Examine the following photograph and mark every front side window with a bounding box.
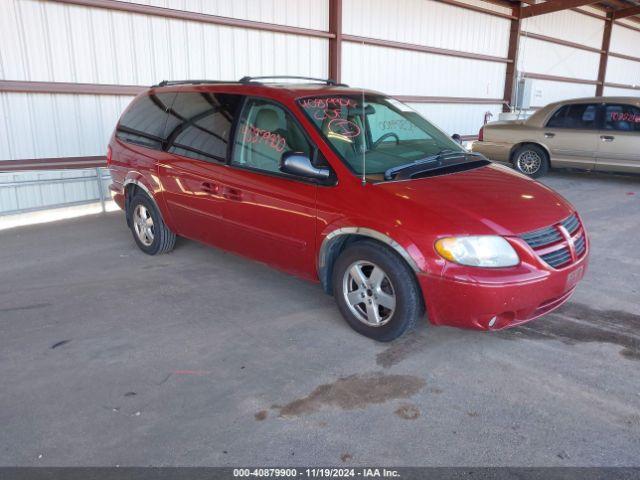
[297,95,464,178]
[604,104,640,132]
[165,92,241,162]
[232,98,312,174]
[546,103,598,129]
[116,92,176,150]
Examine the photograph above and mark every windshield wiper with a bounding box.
[383,150,463,180]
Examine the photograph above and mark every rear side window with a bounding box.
[546,103,598,129]
[165,92,241,162]
[604,104,640,132]
[116,93,176,150]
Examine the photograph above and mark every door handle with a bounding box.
[544,132,555,138]
[223,187,242,201]
[200,181,219,194]
[600,135,615,142]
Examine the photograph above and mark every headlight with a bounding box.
[435,236,519,267]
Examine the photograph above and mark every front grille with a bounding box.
[541,246,572,268]
[562,214,580,235]
[520,214,586,269]
[520,226,563,248]
[574,234,586,256]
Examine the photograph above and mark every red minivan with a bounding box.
[107,76,589,341]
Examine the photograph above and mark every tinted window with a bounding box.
[604,104,640,132]
[232,99,311,174]
[116,93,176,149]
[546,103,598,129]
[165,92,241,162]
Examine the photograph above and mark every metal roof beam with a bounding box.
[521,0,601,18]
[613,4,640,19]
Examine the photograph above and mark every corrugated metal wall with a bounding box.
[519,9,604,107]
[0,0,328,214]
[343,0,510,56]
[411,102,503,137]
[1,0,639,216]
[523,79,595,108]
[0,93,131,160]
[606,23,640,98]
[341,0,509,136]
[519,39,600,80]
[522,8,605,48]
[604,85,640,97]
[0,0,328,161]
[117,0,329,29]
[341,43,506,98]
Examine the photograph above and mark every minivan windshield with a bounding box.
[298,95,478,180]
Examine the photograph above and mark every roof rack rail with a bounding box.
[239,75,348,87]
[153,76,350,88]
[153,79,237,87]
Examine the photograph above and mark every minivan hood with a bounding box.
[374,164,573,236]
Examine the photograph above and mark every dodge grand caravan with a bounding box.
[107,76,589,341]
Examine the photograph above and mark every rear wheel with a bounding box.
[332,240,424,342]
[128,193,175,255]
[513,144,549,178]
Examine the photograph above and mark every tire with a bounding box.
[128,192,176,255]
[512,144,549,178]
[332,240,424,342]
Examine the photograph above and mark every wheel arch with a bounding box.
[317,227,422,295]
[123,176,165,227]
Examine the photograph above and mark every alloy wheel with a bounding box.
[517,150,542,175]
[342,261,396,327]
[133,204,155,246]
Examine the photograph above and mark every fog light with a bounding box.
[488,316,497,328]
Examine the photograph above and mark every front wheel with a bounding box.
[513,144,549,178]
[332,240,424,342]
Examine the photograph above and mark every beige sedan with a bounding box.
[472,97,640,178]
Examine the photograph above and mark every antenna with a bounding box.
[361,41,366,187]
[361,87,366,186]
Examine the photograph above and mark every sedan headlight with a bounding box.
[435,236,519,267]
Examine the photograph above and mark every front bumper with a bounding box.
[417,251,589,330]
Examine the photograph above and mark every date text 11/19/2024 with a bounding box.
[233,467,401,478]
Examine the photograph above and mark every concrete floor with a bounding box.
[1,170,639,466]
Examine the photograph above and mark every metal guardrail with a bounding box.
[0,167,112,216]
[0,155,107,172]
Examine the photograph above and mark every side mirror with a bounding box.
[280,152,331,180]
[451,133,462,145]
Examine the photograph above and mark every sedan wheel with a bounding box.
[342,260,396,327]
[513,144,549,178]
[516,150,542,175]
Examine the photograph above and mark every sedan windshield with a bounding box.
[298,94,475,180]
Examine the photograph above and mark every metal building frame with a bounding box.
[1,0,639,176]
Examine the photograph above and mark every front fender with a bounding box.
[316,220,428,293]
